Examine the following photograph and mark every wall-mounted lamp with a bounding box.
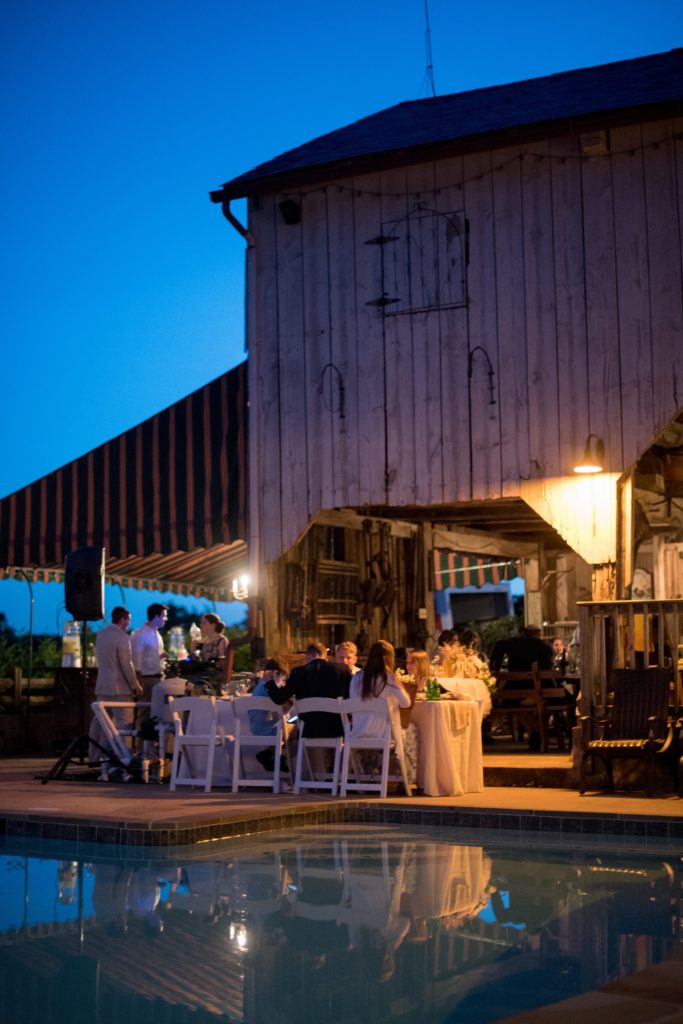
[573,434,605,474]
[231,575,249,601]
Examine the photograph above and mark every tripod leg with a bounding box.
[41,736,141,784]
[41,735,87,783]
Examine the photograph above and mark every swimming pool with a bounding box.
[0,826,679,1023]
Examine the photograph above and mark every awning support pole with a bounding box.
[14,569,34,746]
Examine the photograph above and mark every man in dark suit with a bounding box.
[490,625,554,751]
[265,641,350,738]
[490,625,553,672]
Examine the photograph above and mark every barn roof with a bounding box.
[213,49,683,199]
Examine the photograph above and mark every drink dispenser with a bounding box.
[167,626,188,661]
[61,621,82,668]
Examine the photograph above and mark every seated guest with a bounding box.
[433,629,459,675]
[489,625,555,751]
[551,636,567,672]
[265,642,349,738]
[350,640,416,784]
[250,659,286,736]
[405,649,430,693]
[489,624,553,672]
[251,659,288,772]
[456,627,490,678]
[335,640,359,675]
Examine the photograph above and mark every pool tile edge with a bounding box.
[2,799,683,849]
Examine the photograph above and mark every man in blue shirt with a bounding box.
[250,659,286,735]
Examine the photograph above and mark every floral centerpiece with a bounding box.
[477,664,498,698]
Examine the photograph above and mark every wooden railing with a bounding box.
[0,669,55,712]
[577,599,683,710]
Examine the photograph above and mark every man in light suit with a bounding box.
[88,606,142,763]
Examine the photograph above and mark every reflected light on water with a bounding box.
[0,828,679,1024]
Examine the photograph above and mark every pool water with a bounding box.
[0,826,679,1024]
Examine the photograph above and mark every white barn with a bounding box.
[211,49,683,659]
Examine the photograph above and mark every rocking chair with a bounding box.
[579,667,678,797]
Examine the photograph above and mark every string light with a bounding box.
[273,131,679,204]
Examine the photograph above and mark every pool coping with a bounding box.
[2,798,683,852]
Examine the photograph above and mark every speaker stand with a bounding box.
[74,619,90,763]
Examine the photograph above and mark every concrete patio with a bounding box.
[1,754,680,852]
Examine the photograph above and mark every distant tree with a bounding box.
[474,615,523,659]
[164,602,198,631]
[0,633,61,678]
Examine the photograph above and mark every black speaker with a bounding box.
[64,547,105,620]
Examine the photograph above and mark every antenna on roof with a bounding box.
[422,0,437,98]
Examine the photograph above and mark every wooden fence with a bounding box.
[0,670,55,713]
[577,599,683,709]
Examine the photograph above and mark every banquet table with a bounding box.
[175,697,292,787]
[411,698,483,797]
[174,697,236,786]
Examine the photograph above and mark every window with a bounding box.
[368,206,467,314]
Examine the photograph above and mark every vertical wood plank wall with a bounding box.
[247,118,683,564]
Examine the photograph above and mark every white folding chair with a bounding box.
[232,696,286,793]
[339,697,411,798]
[150,677,187,780]
[92,701,151,779]
[169,696,231,793]
[291,697,343,794]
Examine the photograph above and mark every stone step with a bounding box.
[483,751,577,789]
[484,763,577,788]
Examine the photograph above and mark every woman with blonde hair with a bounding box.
[406,649,430,692]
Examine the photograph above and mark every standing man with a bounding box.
[88,606,141,763]
[489,625,555,751]
[489,625,553,672]
[131,603,168,722]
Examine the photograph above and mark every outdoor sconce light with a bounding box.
[231,575,249,601]
[573,433,605,474]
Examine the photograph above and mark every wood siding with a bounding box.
[265,520,418,655]
[247,118,683,564]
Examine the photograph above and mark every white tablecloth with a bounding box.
[439,676,492,719]
[175,697,236,786]
[412,698,483,796]
[180,697,288,786]
[400,843,492,921]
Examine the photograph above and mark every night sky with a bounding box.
[1,0,680,631]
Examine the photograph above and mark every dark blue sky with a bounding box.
[1,0,680,631]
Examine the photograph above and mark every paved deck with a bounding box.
[1,756,681,851]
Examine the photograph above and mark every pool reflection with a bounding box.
[0,833,679,1024]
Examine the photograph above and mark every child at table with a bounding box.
[405,649,430,693]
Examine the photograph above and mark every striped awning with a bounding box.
[0,362,248,601]
[433,549,521,590]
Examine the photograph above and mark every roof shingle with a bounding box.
[214,49,683,199]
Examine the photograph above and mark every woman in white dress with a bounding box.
[349,640,417,783]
